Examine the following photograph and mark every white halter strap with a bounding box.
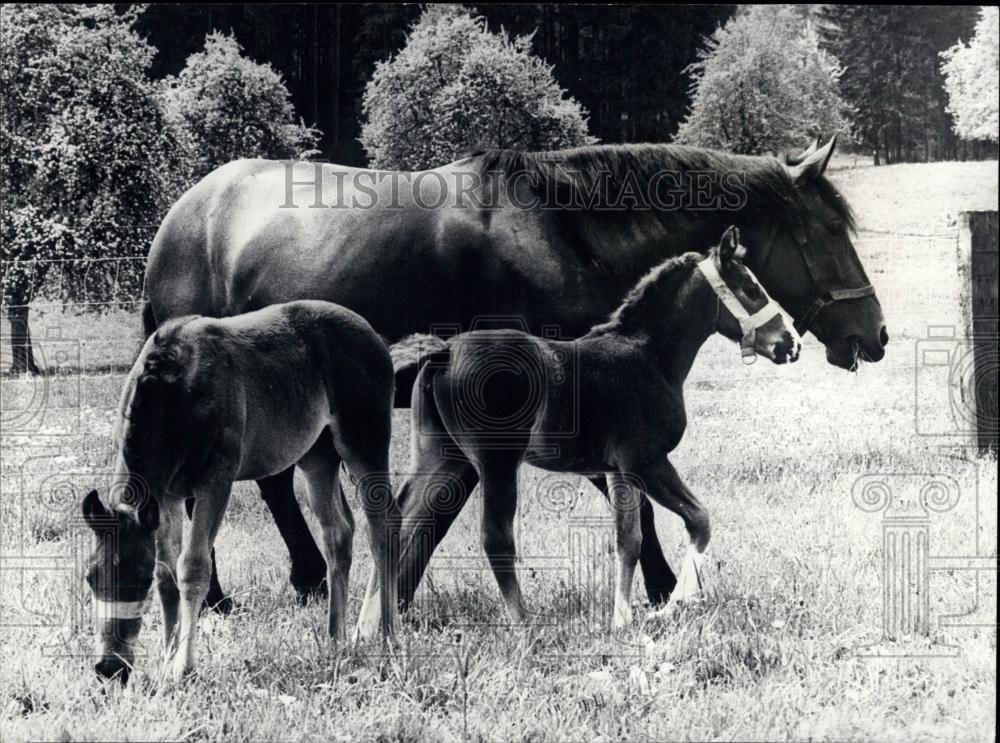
[696,256,787,364]
[93,599,146,621]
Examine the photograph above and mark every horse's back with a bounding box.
[145,160,367,320]
[144,159,450,335]
[138,300,393,482]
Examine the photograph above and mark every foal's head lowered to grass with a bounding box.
[82,489,156,684]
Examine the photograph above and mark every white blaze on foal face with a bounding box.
[699,227,801,364]
[82,490,155,683]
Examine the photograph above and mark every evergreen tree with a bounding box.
[821,5,980,163]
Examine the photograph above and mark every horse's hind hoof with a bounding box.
[294,578,328,606]
[202,594,237,615]
[644,586,674,607]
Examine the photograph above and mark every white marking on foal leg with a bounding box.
[610,474,641,631]
[613,575,634,631]
[172,593,202,682]
[353,569,381,642]
[674,548,705,602]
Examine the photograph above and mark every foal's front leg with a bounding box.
[154,498,184,652]
[588,475,677,605]
[636,457,711,604]
[173,481,231,681]
[608,473,642,630]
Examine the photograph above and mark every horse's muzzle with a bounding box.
[773,331,801,364]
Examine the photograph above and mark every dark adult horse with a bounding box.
[143,137,886,610]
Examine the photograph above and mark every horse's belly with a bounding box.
[236,404,330,481]
[524,431,609,473]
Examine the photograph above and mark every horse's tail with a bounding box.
[140,300,158,339]
[389,333,450,408]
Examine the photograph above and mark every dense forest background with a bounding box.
[135,4,990,166]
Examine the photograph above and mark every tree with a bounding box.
[161,32,321,180]
[941,7,1000,143]
[821,6,981,164]
[0,5,185,373]
[674,6,848,155]
[359,5,595,170]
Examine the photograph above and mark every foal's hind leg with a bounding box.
[351,466,401,641]
[333,436,400,641]
[480,459,530,623]
[396,370,481,611]
[297,433,354,641]
[634,457,711,603]
[588,475,677,605]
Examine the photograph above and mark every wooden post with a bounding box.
[956,211,999,454]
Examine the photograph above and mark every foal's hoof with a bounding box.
[293,578,328,606]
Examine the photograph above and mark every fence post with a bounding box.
[956,211,998,454]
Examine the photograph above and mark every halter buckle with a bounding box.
[741,330,757,365]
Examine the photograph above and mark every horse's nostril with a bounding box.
[880,326,889,347]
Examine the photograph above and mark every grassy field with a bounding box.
[0,160,997,742]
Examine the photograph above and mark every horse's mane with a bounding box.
[463,144,856,231]
[120,318,195,460]
[588,252,702,336]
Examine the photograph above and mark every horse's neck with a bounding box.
[617,276,716,385]
[572,211,718,285]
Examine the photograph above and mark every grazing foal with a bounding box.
[82,300,400,683]
[396,227,800,629]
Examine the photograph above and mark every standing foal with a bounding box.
[394,227,800,629]
[82,300,400,683]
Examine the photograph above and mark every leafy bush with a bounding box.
[0,5,185,372]
[674,6,848,154]
[941,7,1000,143]
[360,5,595,170]
[161,32,321,179]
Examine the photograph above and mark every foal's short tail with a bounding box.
[389,333,450,408]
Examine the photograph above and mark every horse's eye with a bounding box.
[825,221,844,236]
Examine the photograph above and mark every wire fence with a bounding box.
[0,227,966,441]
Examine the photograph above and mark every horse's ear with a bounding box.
[719,225,741,264]
[784,138,819,166]
[789,135,837,182]
[82,490,108,528]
